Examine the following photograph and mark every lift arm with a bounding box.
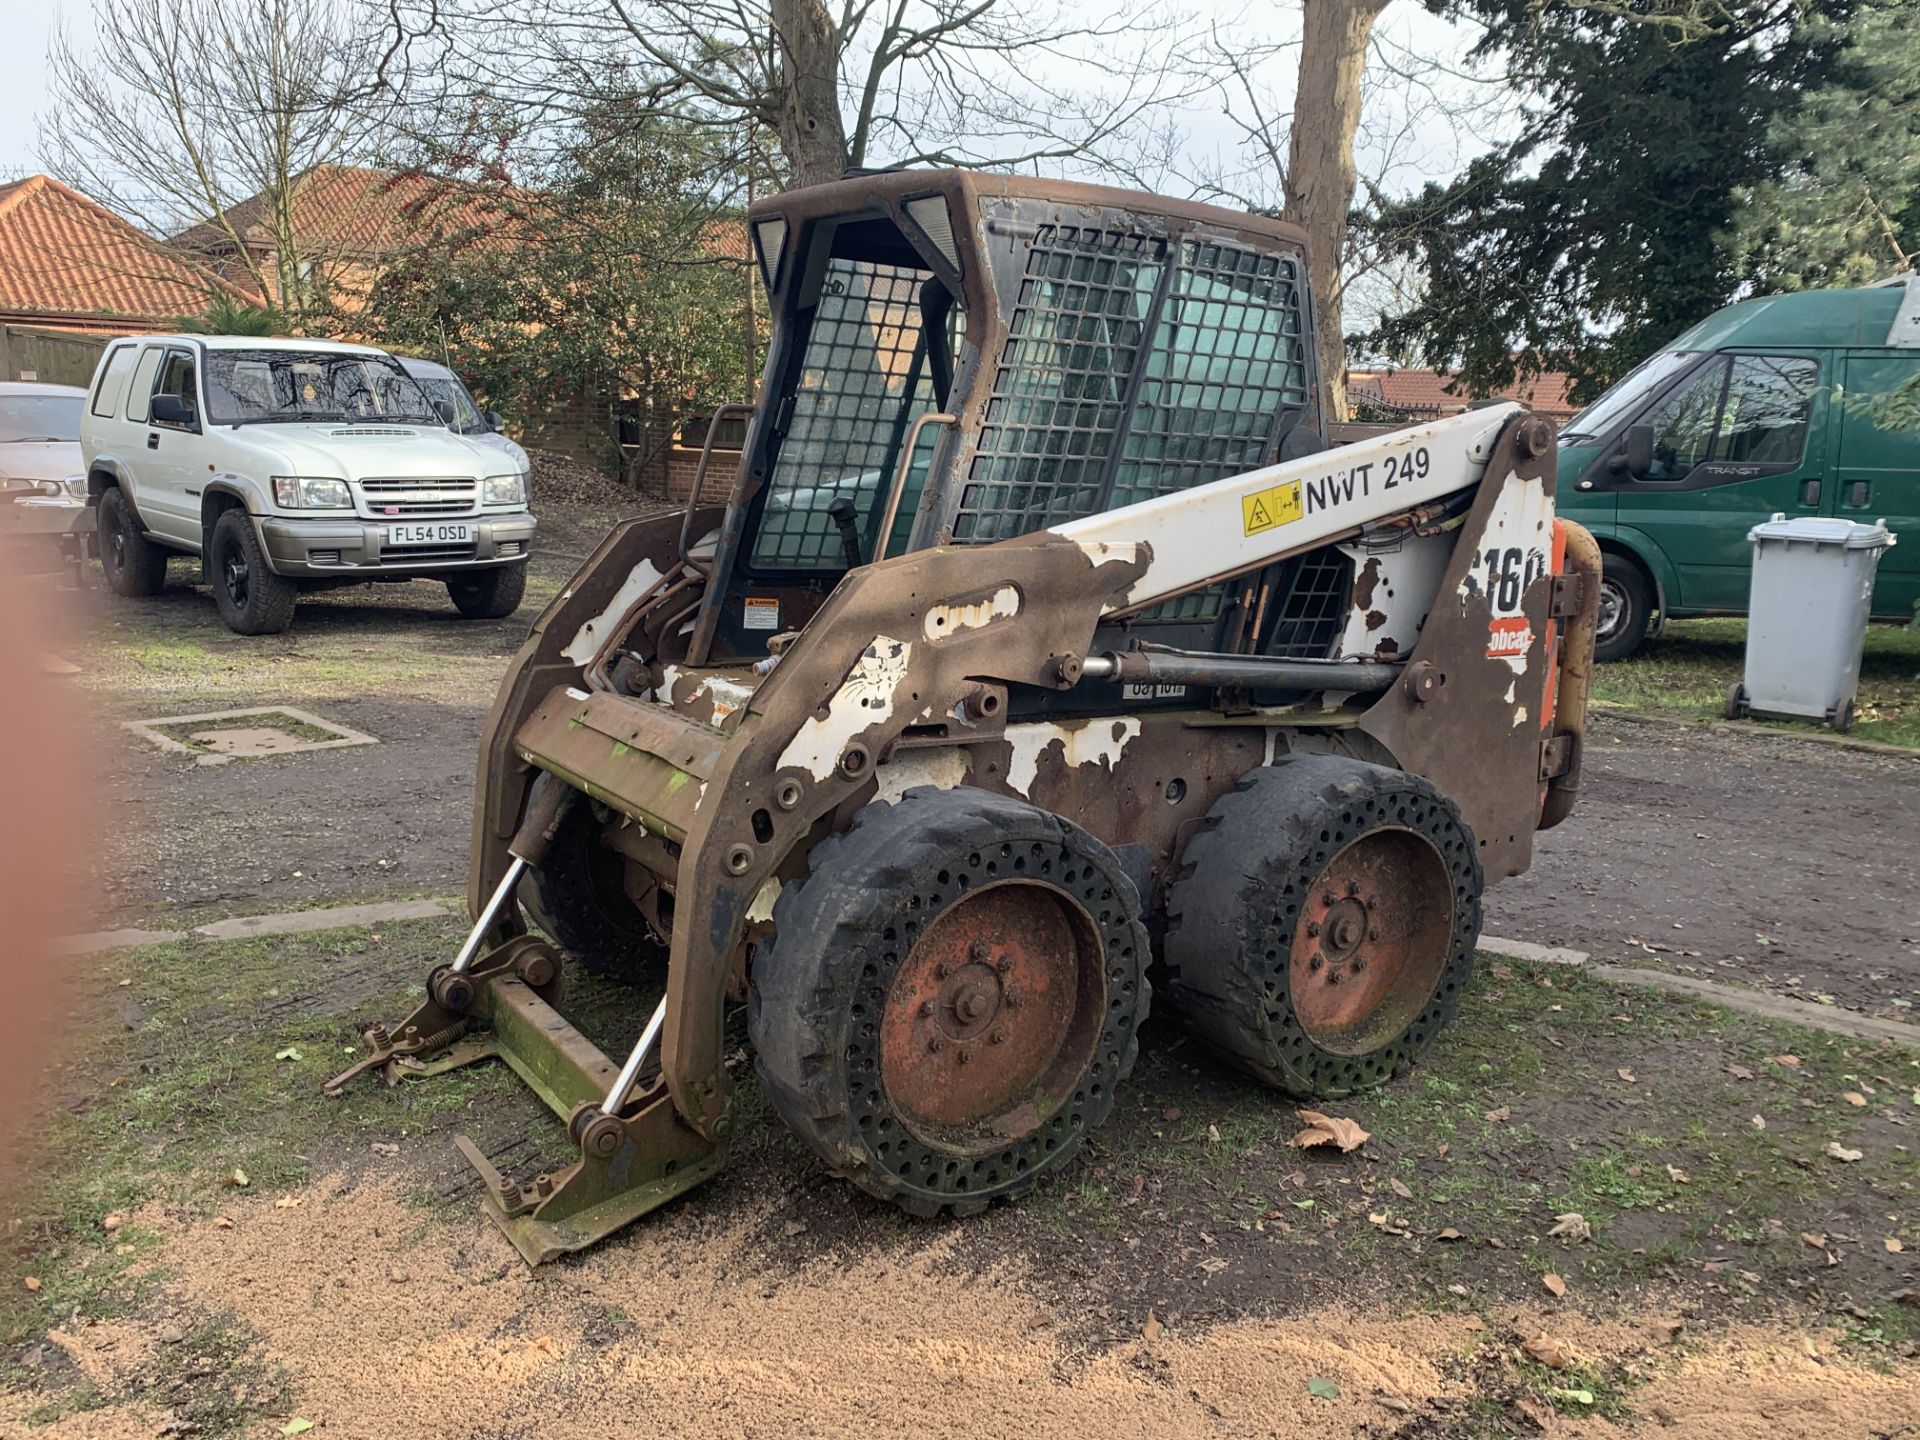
[1055,403,1525,615]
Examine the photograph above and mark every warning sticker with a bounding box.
[742,596,780,631]
[1241,480,1304,536]
[1487,615,1534,660]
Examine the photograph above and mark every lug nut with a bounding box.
[969,940,991,962]
[996,957,1013,974]
[927,1037,942,1054]
[957,1047,972,1065]
[935,962,952,980]
[1004,989,1022,1009]
[1306,921,1321,938]
[920,1000,935,1018]
[1369,927,1381,941]
[1347,880,1361,897]
[989,1029,1005,1045]
[1352,957,1367,975]
[1309,954,1323,973]
[1364,896,1378,911]
[1323,891,1339,907]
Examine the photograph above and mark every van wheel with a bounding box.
[209,510,298,635]
[1594,554,1653,663]
[97,487,169,597]
[447,563,527,619]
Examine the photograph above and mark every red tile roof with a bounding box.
[0,175,242,325]
[173,164,514,262]
[1349,367,1578,422]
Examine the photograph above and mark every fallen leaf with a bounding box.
[1522,1335,1573,1369]
[1618,1067,1637,1084]
[1548,1212,1591,1244]
[213,1217,234,1230]
[1514,1395,1555,1430]
[22,1276,40,1293]
[1291,1109,1370,1152]
[1827,1142,1864,1163]
[1435,1227,1464,1242]
[1728,1065,1754,1080]
[533,1336,554,1353]
[225,1168,250,1189]
[1845,1092,1868,1108]
[1666,1165,1691,1184]
[101,1212,124,1234]
[371,1142,399,1156]
[1542,1273,1567,1297]
[1369,1212,1411,1237]
[1142,1311,1164,1342]
[1161,1107,1182,1122]
[1888,1237,1905,1254]
[274,1195,302,1210]
[282,1421,314,1437]
[1206,1123,1222,1143]
[1306,1377,1340,1400]
[1483,1105,1511,1123]
[1801,1232,1828,1249]
[1771,1054,1802,1067]
[1550,1387,1596,1406]
[1389,1178,1413,1200]
[274,1046,303,1062]
[1649,1317,1685,1342]
[1752,1114,1767,1131]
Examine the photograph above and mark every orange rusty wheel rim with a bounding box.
[878,879,1106,1150]
[1288,827,1454,1055]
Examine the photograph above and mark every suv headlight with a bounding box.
[482,473,527,506]
[272,476,351,509]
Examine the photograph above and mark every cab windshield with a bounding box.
[204,350,440,426]
[1560,350,1700,444]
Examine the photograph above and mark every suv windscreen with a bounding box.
[413,375,486,435]
[203,350,439,426]
[0,393,83,442]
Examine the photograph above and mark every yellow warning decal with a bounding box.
[1241,479,1303,536]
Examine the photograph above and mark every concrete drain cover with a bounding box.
[124,706,378,766]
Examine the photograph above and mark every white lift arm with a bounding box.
[1056,403,1526,615]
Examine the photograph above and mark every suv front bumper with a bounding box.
[258,511,537,578]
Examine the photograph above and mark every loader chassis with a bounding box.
[334,170,1600,1263]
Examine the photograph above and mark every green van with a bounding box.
[1557,275,1920,660]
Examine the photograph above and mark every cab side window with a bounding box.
[1640,353,1819,481]
[1642,357,1727,480]
[150,349,200,430]
[1715,355,1819,465]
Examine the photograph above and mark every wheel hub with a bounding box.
[1596,577,1625,640]
[1290,827,1454,1054]
[879,880,1104,1146]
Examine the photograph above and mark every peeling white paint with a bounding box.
[874,747,972,802]
[562,559,663,665]
[1459,468,1553,676]
[694,674,757,729]
[746,876,783,924]
[1073,539,1142,569]
[777,636,913,782]
[1513,705,1529,728]
[1003,717,1142,796]
[923,585,1020,641]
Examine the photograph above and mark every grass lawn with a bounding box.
[4,917,1918,1435]
[1593,618,1920,749]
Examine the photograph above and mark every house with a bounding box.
[0,174,240,385]
[170,163,511,315]
[1347,366,1579,424]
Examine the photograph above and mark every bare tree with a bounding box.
[40,0,394,317]
[381,0,1197,193]
[1189,7,1512,420]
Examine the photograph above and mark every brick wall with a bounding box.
[660,445,744,502]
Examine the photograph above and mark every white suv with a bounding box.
[80,335,536,634]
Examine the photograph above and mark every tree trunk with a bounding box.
[771,0,852,188]
[1285,0,1390,424]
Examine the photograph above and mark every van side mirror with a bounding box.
[1622,423,1653,478]
[150,393,194,427]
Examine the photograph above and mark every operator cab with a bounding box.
[683,172,1344,688]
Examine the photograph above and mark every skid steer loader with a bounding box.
[329,170,1601,1264]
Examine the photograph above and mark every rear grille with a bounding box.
[357,477,478,518]
[380,542,475,563]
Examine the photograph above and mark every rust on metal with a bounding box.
[1286,828,1453,1053]
[878,880,1104,1144]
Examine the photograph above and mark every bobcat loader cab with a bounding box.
[331,171,1601,1264]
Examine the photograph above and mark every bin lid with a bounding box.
[1747,513,1897,549]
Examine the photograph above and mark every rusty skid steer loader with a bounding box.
[329,171,1600,1264]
